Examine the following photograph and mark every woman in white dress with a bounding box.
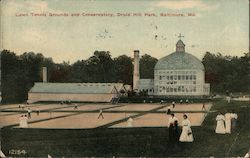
[23,115,28,128]
[19,115,24,128]
[225,111,235,134]
[179,114,194,142]
[127,117,134,127]
[215,112,226,134]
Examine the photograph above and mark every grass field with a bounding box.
[1,99,249,157]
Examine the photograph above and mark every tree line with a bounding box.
[1,50,249,103]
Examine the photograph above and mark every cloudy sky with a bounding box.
[1,0,249,63]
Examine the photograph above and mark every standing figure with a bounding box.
[231,110,238,132]
[167,107,171,115]
[225,111,233,134]
[180,100,183,104]
[74,104,78,110]
[127,117,134,127]
[185,99,189,104]
[179,114,194,142]
[19,115,24,128]
[173,120,180,143]
[36,107,40,116]
[21,104,25,110]
[202,103,206,111]
[226,96,231,103]
[172,101,175,109]
[98,109,104,119]
[168,114,178,143]
[27,108,32,119]
[23,115,28,128]
[215,112,226,134]
[161,100,164,104]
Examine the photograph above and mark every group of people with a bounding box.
[215,110,238,134]
[18,105,41,128]
[19,108,33,128]
[168,113,194,143]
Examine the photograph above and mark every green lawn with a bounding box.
[1,99,249,157]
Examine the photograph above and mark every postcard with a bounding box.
[0,0,249,157]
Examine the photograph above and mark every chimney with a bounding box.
[42,67,47,82]
[133,50,140,91]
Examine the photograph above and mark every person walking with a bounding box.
[202,103,206,111]
[172,101,175,109]
[98,109,104,119]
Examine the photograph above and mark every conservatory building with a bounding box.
[153,40,210,96]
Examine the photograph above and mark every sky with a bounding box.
[1,0,249,63]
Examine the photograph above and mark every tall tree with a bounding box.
[85,51,115,82]
[202,52,250,93]
[139,54,158,79]
[114,55,133,84]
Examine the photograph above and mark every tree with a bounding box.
[202,52,250,93]
[113,55,133,85]
[84,51,115,82]
[139,54,158,79]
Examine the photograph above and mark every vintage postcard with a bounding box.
[0,0,249,157]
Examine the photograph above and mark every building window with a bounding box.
[178,86,181,92]
[170,87,173,92]
[174,88,177,92]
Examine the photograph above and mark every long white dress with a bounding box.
[244,151,250,158]
[225,113,233,133]
[179,119,194,142]
[226,96,231,103]
[0,150,6,158]
[127,118,134,127]
[23,116,28,128]
[19,116,24,128]
[215,114,226,134]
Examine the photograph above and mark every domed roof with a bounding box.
[154,40,204,70]
[154,52,204,70]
